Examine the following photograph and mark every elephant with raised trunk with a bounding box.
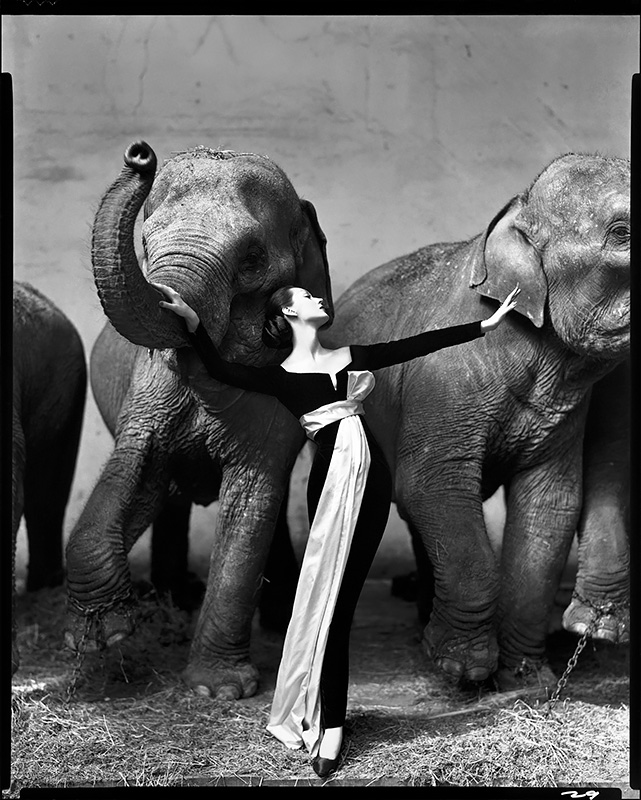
[323,154,630,687]
[64,141,333,699]
[12,281,87,674]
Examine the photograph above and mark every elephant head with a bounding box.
[92,141,334,363]
[470,154,630,359]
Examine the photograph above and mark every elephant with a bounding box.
[12,281,87,674]
[63,141,333,699]
[321,153,630,686]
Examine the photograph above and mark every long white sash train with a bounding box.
[266,370,375,757]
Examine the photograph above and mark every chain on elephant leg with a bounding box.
[64,590,138,693]
[563,589,630,644]
[544,625,593,716]
[64,594,139,701]
[64,612,93,702]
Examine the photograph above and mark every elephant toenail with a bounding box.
[573,622,588,635]
[439,658,464,678]
[466,666,490,682]
[194,685,212,697]
[595,627,616,643]
[106,632,127,647]
[245,680,258,696]
[216,685,239,700]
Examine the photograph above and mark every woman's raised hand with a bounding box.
[481,285,520,332]
[153,282,200,333]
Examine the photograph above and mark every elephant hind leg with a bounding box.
[23,452,66,591]
[151,494,206,612]
[23,394,84,591]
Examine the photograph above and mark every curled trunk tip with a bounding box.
[124,141,157,176]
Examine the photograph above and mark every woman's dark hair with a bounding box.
[262,285,296,349]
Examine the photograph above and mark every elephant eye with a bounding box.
[607,222,630,246]
[242,247,266,271]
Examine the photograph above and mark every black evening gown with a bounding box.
[188,320,484,756]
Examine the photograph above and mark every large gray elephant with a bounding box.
[322,154,630,686]
[64,142,333,699]
[12,281,87,674]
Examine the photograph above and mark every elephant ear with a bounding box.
[470,195,548,328]
[297,199,334,327]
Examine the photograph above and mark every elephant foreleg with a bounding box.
[64,439,169,652]
[497,447,583,689]
[397,458,500,683]
[182,469,289,700]
[563,362,630,644]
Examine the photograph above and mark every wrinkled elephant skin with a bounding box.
[12,281,87,674]
[64,142,333,699]
[323,154,630,687]
[562,359,630,645]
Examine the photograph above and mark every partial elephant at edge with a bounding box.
[12,281,87,675]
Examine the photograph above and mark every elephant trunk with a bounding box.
[92,141,188,349]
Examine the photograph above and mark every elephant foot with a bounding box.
[182,659,260,700]
[64,597,138,653]
[495,657,557,694]
[562,593,629,644]
[423,619,499,683]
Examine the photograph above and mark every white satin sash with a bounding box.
[266,371,376,756]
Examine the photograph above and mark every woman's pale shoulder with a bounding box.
[280,345,351,373]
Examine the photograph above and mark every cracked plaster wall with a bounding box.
[3,14,637,583]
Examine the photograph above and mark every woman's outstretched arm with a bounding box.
[154,283,279,395]
[350,286,520,371]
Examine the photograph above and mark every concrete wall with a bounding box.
[4,15,636,584]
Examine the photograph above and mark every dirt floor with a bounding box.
[8,579,636,794]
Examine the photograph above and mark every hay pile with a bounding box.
[8,584,631,793]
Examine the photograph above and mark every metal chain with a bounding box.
[64,614,93,703]
[545,593,626,713]
[546,625,592,712]
[64,593,136,703]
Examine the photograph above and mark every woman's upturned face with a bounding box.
[284,287,329,325]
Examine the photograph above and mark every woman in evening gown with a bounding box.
[155,281,519,777]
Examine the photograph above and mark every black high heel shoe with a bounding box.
[312,735,343,778]
[312,753,340,778]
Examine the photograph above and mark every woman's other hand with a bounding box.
[153,283,200,333]
[480,285,520,332]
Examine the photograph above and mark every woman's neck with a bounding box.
[288,322,324,360]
